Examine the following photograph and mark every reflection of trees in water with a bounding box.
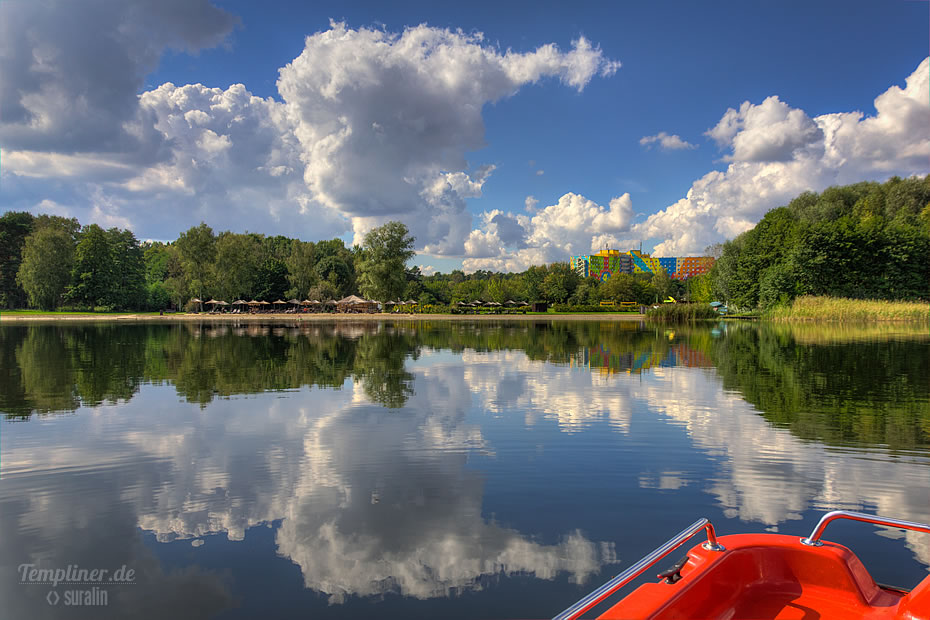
[4,321,928,450]
[0,321,665,416]
[694,323,930,450]
[1,323,420,415]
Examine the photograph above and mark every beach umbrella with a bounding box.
[405,299,417,305]
[337,295,369,305]
[190,298,202,303]
[309,300,321,305]
[260,301,271,306]
[273,299,287,305]
[204,299,221,305]
[300,300,312,305]
[287,299,300,305]
[504,300,517,306]
[218,300,229,306]
[233,300,247,305]
[519,301,529,306]
[323,299,336,305]
[247,300,260,305]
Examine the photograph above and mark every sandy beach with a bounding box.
[0,312,646,323]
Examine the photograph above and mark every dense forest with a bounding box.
[1,175,926,312]
[707,175,930,310]
[0,214,684,311]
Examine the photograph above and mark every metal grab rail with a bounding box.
[553,518,725,620]
[800,510,930,547]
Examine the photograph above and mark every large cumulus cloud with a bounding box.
[277,21,619,253]
[1,13,619,245]
[637,57,930,255]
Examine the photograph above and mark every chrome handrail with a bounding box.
[553,518,725,620]
[800,510,930,547]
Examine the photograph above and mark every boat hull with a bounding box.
[598,533,930,619]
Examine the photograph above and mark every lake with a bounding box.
[1,320,928,619]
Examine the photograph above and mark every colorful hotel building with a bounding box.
[569,249,714,281]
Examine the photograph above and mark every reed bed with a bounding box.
[645,303,719,322]
[767,296,930,322]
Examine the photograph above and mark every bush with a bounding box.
[645,303,718,322]
[550,304,635,313]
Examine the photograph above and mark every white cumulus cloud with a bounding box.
[637,57,930,255]
[1,16,619,246]
[277,21,619,253]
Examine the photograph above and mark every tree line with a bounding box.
[3,175,924,312]
[0,212,686,311]
[698,175,930,310]
[0,216,420,311]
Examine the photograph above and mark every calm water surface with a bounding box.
[1,320,928,619]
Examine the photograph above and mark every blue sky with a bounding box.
[1,0,927,274]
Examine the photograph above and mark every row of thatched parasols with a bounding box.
[456,300,529,307]
[191,298,338,307]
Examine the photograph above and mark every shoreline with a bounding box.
[0,312,647,323]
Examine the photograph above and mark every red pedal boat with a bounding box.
[555,510,930,619]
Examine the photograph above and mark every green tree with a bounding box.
[0,211,35,308]
[356,221,416,302]
[215,232,261,301]
[541,263,579,304]
[175,223,216,305]
[68,224,113,308]
[286,240,318,299]
[143,242,172,285]
[307,281,337,302]
[108,228,146,309]
[651,270,674,302]
[602,273,635,303]
[521,265,548,302]
[16,227,75,309]
[254,258,289,301]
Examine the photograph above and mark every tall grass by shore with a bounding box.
[767,296,930,322]
[645,303,719,322]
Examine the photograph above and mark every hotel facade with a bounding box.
[569,249,715,281]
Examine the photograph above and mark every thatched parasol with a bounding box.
[287,299,300,305]
[337,295,369,305]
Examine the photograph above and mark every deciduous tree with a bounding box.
[17,227,74,309]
